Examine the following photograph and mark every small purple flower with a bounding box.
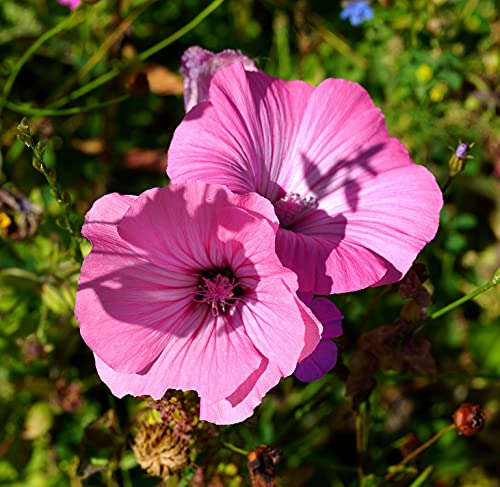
[340,1,374,26]
[180,46,257,112]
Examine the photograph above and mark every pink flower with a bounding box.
[75,181,322,425]
[181,46,257,112]
[167,63,443,294]
[294,294,343,382]
[58,0,81,10]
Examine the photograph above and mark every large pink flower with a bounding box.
[75,181,321,425]
[167,63,443,294]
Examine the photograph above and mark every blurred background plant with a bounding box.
[0,0,499,485]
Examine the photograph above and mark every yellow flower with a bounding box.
[416,64,433,83]
[0,212,12,231]
[430,82,448,102]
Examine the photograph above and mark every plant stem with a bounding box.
[408,465,434,487]
[6,95,129,117]
[223,442,249,456]
[384,424,456,481]
[0,10,84,118]
[309,13,367,69]
[440,175,452,192]
[430,268,500,320]
[17,118,83,262]
[60,0,157,94]
[355,404,369,482]
[48,0,224,109]
[138,0,224,62]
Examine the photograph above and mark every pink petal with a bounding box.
[280,80,442,291]
[341,165,442,280]
[81,192,137,249]
[286,79,396,193]
[214,208,322,368]
[288,164,442,291]
[94,308,264,404]
[294,340,338,383]
[294,294,323,361]
[117,185,220,271]
[237,281,307,377]
[276,228,389,294]
[95,354,169,400]
[77,193,187,374]
[199,358,282,424]
[168,63,314,200]
[117,182,278,273]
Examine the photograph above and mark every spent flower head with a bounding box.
[132,423,191,478]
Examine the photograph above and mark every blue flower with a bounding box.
[340,1,374,26]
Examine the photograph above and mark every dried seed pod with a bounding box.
[132,423,190,478]
[452,403,486,436]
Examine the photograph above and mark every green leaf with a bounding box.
[23,402,53,440]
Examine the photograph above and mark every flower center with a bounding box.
[273,193,318,228]
[195,269,242,315]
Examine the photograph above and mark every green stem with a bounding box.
[0,10,84,117]
[49,0,224,109]
[17,119,83,262]
[6,95,129,117]
[49,68,123,109]
[73,0,156,84]
[137,0,224,62]
[309,13,367,69]
[384,424,456,481]
[355,403,369,482]
[408,466,434,487]
[223,442,249,456]
[380,370,500,383]
[440,175,452,193]
[430,269,500,320]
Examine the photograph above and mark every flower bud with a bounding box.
[17,118,33,148]
[449,142,473,177]
[452,403,485,436]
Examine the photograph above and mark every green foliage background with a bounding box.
[0,0,499,485]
